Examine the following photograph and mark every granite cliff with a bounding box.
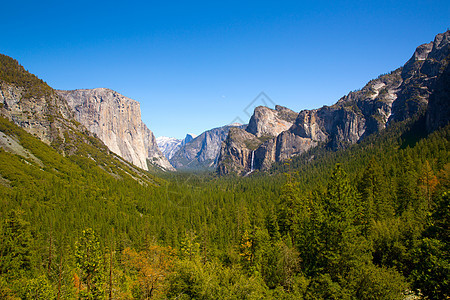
[170,124,246,170]
[217,105,297,175]
[217,30,450,175]
[57,88,174,171]
[246,105,298,138]
[0,53,163,194]
[216,127,264,175]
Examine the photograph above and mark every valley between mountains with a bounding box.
[0,30,448,299]
[53,31,449,176]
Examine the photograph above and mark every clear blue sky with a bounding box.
[1,1,449,139]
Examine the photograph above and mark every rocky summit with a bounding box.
[217,30,450,175]
[246,105,298,138]
[57,88,174,171]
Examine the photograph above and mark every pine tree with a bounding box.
[0,210,33,280]
[277,172,301,238]
[75,228,104,299]
[266,205,281,241]
[321,165,369,278]
[358,158,393,226]
[396,152,419,214]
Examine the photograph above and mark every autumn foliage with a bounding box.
[123,245,175,299]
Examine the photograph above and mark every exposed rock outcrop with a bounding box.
[57,88,174,171]
[217,106,297,175]
[253,131,318,171]
[217,30,450,175]
[170,124,246,170]
[246,105,297,137]
[217,127,263,175]
[426,63,450,132]
[425,32,450,132]
[0,83,76,144]
[157,133,196,160]
[0,55,83,148]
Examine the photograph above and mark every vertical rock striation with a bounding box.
[246,105,298,138]
[57,88,174,171]
[217,30,450,175]
[217,127,264,175]
[217,105,297,175]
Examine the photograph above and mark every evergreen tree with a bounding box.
[266,205,281,241]
[410,192,450,299]
[321,165,369,279]
[75,228,104,299]
[0,210,33,280]
[396,152,419,214]
[358,157,393,225]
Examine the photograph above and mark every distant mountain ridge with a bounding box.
[217,30,450,175]
[1,30,448,176]
[157,134,196,160]
[170,123,246,170]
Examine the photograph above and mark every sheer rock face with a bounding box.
[217,30,450,175]
[169,124,246,170]
[216,127,262,175]
[57,88,174,171]
[246,105,297,138]
[392,30,450,123]
[217,105,298,175]
[0,82,76,145]
[426,62,450,132]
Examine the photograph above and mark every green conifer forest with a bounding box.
[0,49,449,299]
[0,109,448,299]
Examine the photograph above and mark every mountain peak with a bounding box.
[217,30,450,175]
[246,105,297,138]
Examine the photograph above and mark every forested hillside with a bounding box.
[0,50,449,299]
[0,105,448,298]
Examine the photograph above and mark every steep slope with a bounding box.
[0,53,161,185]
[217,105,297,175]
[157,134,196,160]
[57,88,174,171]
[216,127,263,175]
[170,124,246,170]
[246,105,298,138]
[0,54,81,148]
[426,53,450,132]
[217,30,450,175]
